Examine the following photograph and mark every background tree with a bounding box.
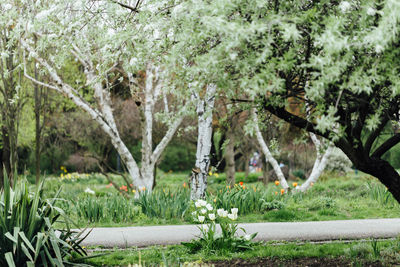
[172,0,400,201]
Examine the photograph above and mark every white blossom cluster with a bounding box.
[192,199,238,223]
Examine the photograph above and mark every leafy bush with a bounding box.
[306,196,336,211]
[135,188,190,219]
[0,174,87,266]
[292,169,306,179]
[325,148,352,173]
[260,199,286,211]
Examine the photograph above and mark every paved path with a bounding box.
[80,218,400,248]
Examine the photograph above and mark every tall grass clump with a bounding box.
[366,181,398,207]
[0,173,88,266]
[75,195,140,223]
[212,184,267,215]
[135,188,190,219]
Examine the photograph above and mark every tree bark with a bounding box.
[297,133,333,192]
[225,129,235,186]
[252,109,289,189]
[190,84,216,200]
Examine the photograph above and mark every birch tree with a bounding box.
[190,84,216,200]
[20,0,184,191]
[251,109,333,191]
[172,0,400,203]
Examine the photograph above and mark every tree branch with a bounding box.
[262,100,331,140]
[371,133,400,159]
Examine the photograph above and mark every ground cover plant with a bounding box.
[81,238,400,266]
[35,171,400,228]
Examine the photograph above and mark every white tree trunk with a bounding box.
[190,84,216,200]
[251,109,333,191]
[23,41,183,192]
[252,109,289,189]
[297,134,333,192]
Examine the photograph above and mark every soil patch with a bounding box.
[208,257,385,267]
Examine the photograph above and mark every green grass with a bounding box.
[80,239,400,266]
[32,170,400,228]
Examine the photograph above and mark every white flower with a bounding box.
[227,213,238,220]
[208,213,216,220]
[195,199,207,208]
[206,204,213,211]
[200,209,207,214]
[339,1,351,13]
[191,211,197,218]
[231,208,238,215]
[366,7,376,16]
[217,208,225,217]
[195,201,202,208]
[222,211,228,218]
[244,234,251,241]
[198,216,205,223]
[84,187,95,195]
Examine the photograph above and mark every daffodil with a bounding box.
[208,213,216,220]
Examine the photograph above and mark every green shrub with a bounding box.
[260,199,286,211]
[292,169,306,179]
[135,188,190,219]
[0,174,87,266]
[306,196,336,211]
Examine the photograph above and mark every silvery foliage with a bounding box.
[325,147,353,173]
[169,0,400,140]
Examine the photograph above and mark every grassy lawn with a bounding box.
[78,239,400,266]
[30,170,400,228]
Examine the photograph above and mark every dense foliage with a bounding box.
[0,174,87,266]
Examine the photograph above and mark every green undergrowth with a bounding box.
[80,239,400,266]
[35,171,400,228]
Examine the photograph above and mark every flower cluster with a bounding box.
[183,199,257,253]
[192,199,239,223]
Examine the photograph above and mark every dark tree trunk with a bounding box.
[1,125,13,187]
[225,130,235,186]
[358,158,400,204]
[262,155,270,185]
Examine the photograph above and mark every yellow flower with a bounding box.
[209,171,213,176]
[292,182,298,187]
[132,190,136,193]
[275,181,280,186]
[215,173,219,178]
[213,198,217,203]
[280,189,285,195]
[275,191,278,195]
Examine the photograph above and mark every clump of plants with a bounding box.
[182,199,257,254]
[74,194,141,223]
[135,188,190,219]
[213,183,266,215]
[0,174,88,266]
